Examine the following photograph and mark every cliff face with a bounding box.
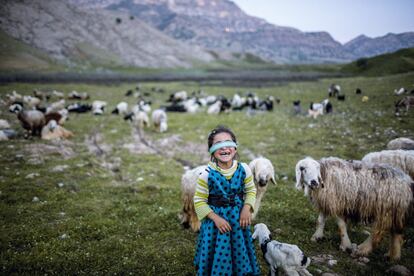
[0,0,214,68]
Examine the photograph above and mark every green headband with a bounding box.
[209,140,237,154]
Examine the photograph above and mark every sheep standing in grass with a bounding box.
[12,108,46,137]
[362,150,414,179]
[180,165,207,232]
[124,111,149,130]
[111,102,129,115]
[249,157,276,219]
[151,109,168,133]
[387,137,414,150]
[295,157,413,260]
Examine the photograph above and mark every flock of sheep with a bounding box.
[180,136,414,274]
[1,82,413,274]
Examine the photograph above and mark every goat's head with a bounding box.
[295,157,324,194]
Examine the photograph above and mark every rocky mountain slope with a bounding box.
[0,0,214,69]
[68,0,414,64]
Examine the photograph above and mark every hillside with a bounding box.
[0,0,214,69]
[341,47,414,76]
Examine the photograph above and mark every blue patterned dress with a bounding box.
[194,163,260,276]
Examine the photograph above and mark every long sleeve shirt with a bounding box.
[194,160,256,221]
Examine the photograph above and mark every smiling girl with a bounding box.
[193,125,260,276]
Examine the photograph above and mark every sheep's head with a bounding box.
[249,158,277,187]
[256,171,276,187]
[295,157,324,194]
[252,223,272,245]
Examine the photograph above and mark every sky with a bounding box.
[232,0,414,44]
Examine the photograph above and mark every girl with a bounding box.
[193,125,260,276]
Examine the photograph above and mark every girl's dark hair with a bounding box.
[207,125,239,161]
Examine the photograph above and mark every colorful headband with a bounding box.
[209,140,237,154]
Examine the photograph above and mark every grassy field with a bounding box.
[0,72,413,275]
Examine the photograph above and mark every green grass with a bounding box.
[341,47,414,76]
[0,72,413,275]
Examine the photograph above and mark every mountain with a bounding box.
[0,0,214,69]
[67,0,354,64]
[344,32,414,58]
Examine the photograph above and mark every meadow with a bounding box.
[0,71,413,275]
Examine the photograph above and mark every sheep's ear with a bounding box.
[295,166,304,190]
[270,176,277,185]
[251,230,257,240]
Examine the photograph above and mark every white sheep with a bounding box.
[362,149,414,179]
[180,165,207,232]
[23,96,41,109]
[387,137,414,150]
[128,111,149,129]
[92,100,107,115]
[151,109,168,132]
[46,99,66,114]
[295,156,413,260]
[111,102,129,115]
[207,101,222,114]
[249,157,277,219]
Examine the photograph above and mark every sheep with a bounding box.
[41,120,74,140]
[207,100,222,114]
[328,84,341,97]
[308,102,323,119]
[252,223,312,276]
[151,109,168,133]
[23,96,41,109]
[67,103,92,113]
[124,111,149,129]
[68,91,89,100]
[92,100,107,115]
[355,88,362,94]
[387,137,414,150]
[293,100,302,115]
[394,87,407,96]
[52,90,65,99]
[180,165,207,232]
[0,129,17,141]
[168,90,187,103]
[249,157,276,219]
[295,157,413,260]
[362,150,414,179]
[11,108,46,137]
[111,102,129,115]
[395,96,414,116]
[46,99,66,114]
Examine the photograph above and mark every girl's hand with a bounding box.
[208,212,232,233]
[239,205,252,228]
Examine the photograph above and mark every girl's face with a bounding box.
[212,132,237,169]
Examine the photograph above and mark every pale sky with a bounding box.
[232,0,414,44]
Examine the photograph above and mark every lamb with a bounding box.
[387,137,414,150]
[249,157,277,219]
[252,223,312,276]
[180,165,207,232]
[41,120,74,140]
[151,109,168,133]
[295,157,413,260]
[362,150,414,179]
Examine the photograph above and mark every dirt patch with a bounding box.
[126,128,209,167]
[25,140,76,163]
